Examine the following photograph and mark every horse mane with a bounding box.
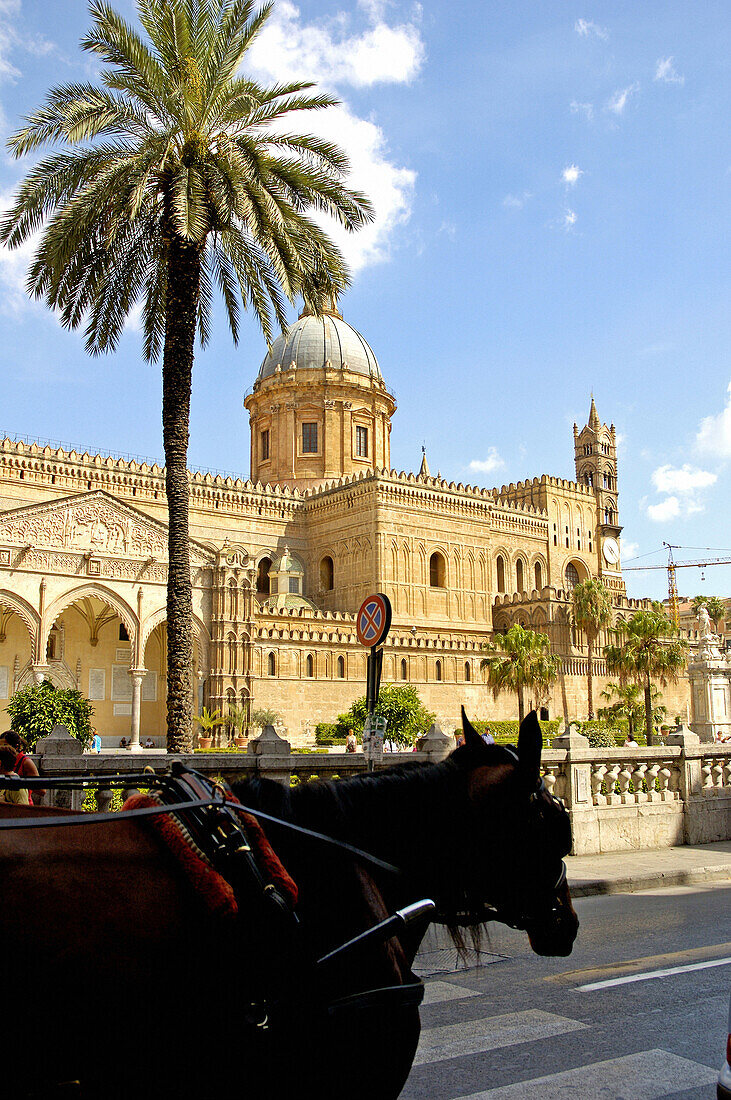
[233,743,515,941]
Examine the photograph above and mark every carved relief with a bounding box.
[0,492,213,566]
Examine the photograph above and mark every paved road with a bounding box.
[402,883,730,1099]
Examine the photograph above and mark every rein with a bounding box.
[0,769,401,877]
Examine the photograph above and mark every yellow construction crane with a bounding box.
[623,542,731,627]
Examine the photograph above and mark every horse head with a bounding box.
[448,708,579,957]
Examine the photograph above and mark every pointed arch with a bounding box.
[43,584,136,657]
[0,590,40,650]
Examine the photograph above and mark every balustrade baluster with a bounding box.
[701,760,713,789]
[645,763,660,801]
[632,762,648,803]
[605,763,621,805]
[617,763,633,804]
[711,761,724,789]
[94,788,113,813]
[657,764,672,800]
[591,763,607,806]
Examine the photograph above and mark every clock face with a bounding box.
[603,537,620,565]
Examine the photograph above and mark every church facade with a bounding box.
[0,302,688,745]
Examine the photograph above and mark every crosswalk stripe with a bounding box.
[576,955,731,991]
[450,1049,718,1099]
[422,980,481,1006]
[413,1009,587,1066]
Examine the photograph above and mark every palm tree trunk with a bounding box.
[586,634,594,720]
[518,686,525,724]
[644,674,653,747]
[162,232,202,753]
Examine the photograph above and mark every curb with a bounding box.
[568,865,731,898]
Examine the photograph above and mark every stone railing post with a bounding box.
[666,724,702,843]
[550,722,597,854]
[420,723,453,763]
[248,724,291,786]
[35,724,84,810]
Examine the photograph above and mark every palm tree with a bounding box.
[481,624,560,723]
[598,681,665,742]
[571,577,612,720]
[604,604,687,746]
[0,0,371,752]
[193,706,226,746]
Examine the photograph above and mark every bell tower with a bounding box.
[574,398,623,573]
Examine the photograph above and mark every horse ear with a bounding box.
[461,706,484,751]
[517,710,542,787]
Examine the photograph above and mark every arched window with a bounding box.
[267,651,276,677]
[400,658,408,681]
[337,655,345,679]
[435,659,442,682]
[306,654,314,678]
[516,559,524,593]
[464,661,471,682]
[257,557,272,596]
[496,555,506,593]
[429,551,446,588]
[320,555,334,591]
[565,562,580,590]
[534,561,542,591]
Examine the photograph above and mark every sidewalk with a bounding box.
[566,840,731,897]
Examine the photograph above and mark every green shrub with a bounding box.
[574,719,645,747]
[337,684,435,748]
[315,722,345,747]
[6,679,93,748]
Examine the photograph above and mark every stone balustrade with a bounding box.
[29,723,731,856]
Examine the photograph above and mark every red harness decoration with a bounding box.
[123,793,239,920]
[225,792,299,908]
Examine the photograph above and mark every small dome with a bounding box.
[258,308,383,383]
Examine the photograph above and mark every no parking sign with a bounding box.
[356,593,392,649]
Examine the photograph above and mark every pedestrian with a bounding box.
[119,737,127,749]
[0,730,44,803]
[624,732,638,748]
[481,725,495,746]
[0,742,30,805]
[345,728,357,754]
[90,729,102,753]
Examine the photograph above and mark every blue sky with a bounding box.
[0,0,729,601]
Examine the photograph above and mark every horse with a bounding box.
[0,710,577,1099]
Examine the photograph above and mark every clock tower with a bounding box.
[573,398,623,577]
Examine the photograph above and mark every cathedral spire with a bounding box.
[588,394,600,431]
[419,446,430,478]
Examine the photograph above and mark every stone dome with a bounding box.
[257,307,383,383]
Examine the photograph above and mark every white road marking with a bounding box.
[413,1010,586,1066]
[451,1049,718,1099]
[576,955,731,991]
[422,980,481,1005]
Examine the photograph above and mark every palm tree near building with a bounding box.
[571,578,613,720]
[604,603,687,746]
[0,0,371,752]
[598,681,666,742]
[481,624,560,724]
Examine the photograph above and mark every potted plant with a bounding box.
[193,707,225,749]
[227,704,248,749]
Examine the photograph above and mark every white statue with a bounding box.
[697,605,721,659]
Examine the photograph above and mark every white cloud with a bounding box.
[247,1,423,274]
[469,448,504,475]
[647,496,681,523]
[0,187,41,314]
[563,209,577,228]
[696,380,731,459]
[248,1,424,88]
[606,83,640,115]
[651,464,717,495]
[645,463,717,522]
[502,191,531,209]
[654,56,684,85]
[570,100,594,121]
[621,540,640,561]
[562,164,583,186]
[438,220,456,239]
[574,19,608,40]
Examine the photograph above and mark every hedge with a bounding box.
[464,719,562,746]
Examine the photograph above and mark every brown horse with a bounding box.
[0,711,577,1099]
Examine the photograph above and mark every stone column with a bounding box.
[688,646,731,743]
[35,724,84,810]
[550,723,598,854]
[248,723,291,785]
[419,722,453,763]
[127,668,146,752]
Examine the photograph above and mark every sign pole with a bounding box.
[357,593,392,773]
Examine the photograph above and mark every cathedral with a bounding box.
[0,300,686,746]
